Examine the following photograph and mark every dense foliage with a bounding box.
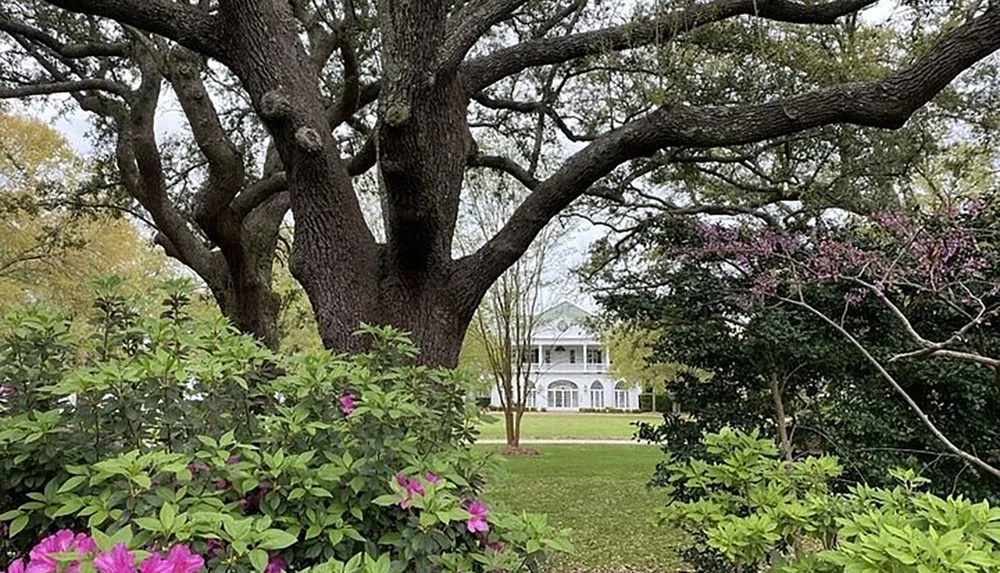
[659,428,1000,573]
[594,210,1000,498]
[0,280,569,572]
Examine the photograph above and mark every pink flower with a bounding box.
[138,546,202,573]
[395,474,425,509]
[138,553,169,573]
[484,540,504,553]
[465,500,489,533]
[94,544,136,573]
[264,556,285,573]
[7,559,25,573]
[164,545,203,573]
[425,472,439,485]
[0,385,13,398]
[27,530,97,573]
[339,393,356,415]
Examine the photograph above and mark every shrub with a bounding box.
[659,427,1000,573]
[0,280,571,572]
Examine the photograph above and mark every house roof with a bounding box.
[537,300,592,325]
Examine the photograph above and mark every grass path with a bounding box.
[478,444,683,572]
[476,412,663,441]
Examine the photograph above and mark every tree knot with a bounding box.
[384,102,411,127]
[295,126,324,152]
[261,89,292,119]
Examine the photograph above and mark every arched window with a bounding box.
[614,381,630,410]
[590,381,604,409]
[547,380,579,409]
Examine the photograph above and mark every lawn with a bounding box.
[476,412,663,440]
[478,444,685,573]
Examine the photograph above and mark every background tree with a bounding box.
[591,199,1000,497]
[1,0,998,364]
[0,112,171,315]
[462,169,566,449]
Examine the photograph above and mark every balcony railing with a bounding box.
[519,361,610,373]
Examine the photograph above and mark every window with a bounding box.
[614,381,630,410]
[569,349,576,363]
[544,349,552,364]
[531,347,539,364]
[586,348,603,365]
[547,381,579,409]
[590,381,604,409]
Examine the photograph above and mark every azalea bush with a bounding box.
[660,428,1000,573]
[1,279,571,572]
[3,528,204,573]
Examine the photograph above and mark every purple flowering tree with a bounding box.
[684,197,1000,478]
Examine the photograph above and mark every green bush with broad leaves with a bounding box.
[0,278,571,573]
[660,427,1000,573]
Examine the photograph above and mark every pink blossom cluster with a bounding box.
[392,473,490,533]
[339,393,356,415]
[2,531,204,573]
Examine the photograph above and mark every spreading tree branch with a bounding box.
[782,294,1000,480]
[462,0,877,91]
[38,0,224,60]
[466,6,1000,288]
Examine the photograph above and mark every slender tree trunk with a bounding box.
[769,373,793,462]
[504,407,518,448]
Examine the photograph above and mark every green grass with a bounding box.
[477,412,663,440]
[478,444,685,572]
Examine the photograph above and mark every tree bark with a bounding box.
[769,373,794,462]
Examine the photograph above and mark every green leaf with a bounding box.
[9,515,29,537]
[372,495,398,507]
[160,503,176,531]
[134,518,162,532]
[257,529,298,550]
[0,510,22,521]
[58,476,88,494]
[249,549,268,573]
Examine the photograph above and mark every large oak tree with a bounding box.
[1,0,999,365]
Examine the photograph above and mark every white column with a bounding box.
[537,343,543,366]
[583,343,588,372]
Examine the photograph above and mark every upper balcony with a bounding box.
[517,343,610,374]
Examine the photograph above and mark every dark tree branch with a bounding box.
[462,0,877,91]
[0,78,129,98]
[0,16,127,58]
[467,153,540,189]
[346,133,377,176]
[164,48,246,229]
[463,5,1000,290]
[38,0,225,61]
[438,0,529,76]
[231,173,288,219]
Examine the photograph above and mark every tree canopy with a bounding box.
[1,0,998,364]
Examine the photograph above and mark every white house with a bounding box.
[488,301,641,411]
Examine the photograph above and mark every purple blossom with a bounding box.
[0,385,13,398]
[484,540,504,553]
[339,393,356,415]
[395,473,426,509]
[7,559,25,573]
[94,544,136,573]
[203,539,225,558]
[27,530,97,573]
[424,472,440,485]
[465,500,489,533]
[264,556,286,573]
